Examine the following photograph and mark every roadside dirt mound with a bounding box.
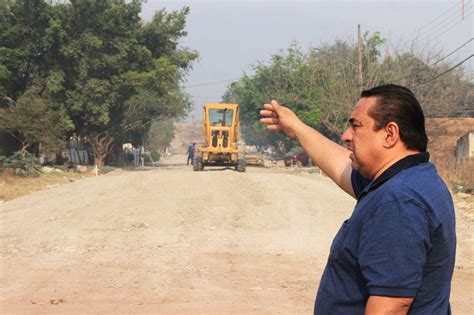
[169,122,202,154]
[426,118,474,187]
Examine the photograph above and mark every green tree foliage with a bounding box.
[0,0,73,154]
[0,0,197,166]
[0,0,53,99]
[224,34,473,153]
[0,89,72,153]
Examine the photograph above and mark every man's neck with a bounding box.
[372,150,420,180]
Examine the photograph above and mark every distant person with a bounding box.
[186,143,196,165]
[260,84,456,314]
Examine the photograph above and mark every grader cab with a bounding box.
[193,103,246,172]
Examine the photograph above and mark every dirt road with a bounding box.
[1,155,472,314]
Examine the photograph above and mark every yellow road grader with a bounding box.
[193,103,246,172]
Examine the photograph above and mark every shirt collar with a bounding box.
[358,152,430,201]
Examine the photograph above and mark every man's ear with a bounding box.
[383,122,400,148]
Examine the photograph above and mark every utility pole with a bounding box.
[357,24,363,92]
[462,0,464,20]
[385,42,390,60]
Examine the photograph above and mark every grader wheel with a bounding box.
[193,156,204,171]
[236,159,246,172]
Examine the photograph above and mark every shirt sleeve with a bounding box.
[358,199,431,297]
[351,170,371,197]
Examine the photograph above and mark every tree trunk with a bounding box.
[20,142,29,155]
[94,154,107,167]
[89,133,115,168]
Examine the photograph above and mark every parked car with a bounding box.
[283,151,309,167]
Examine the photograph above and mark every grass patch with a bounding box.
[0,170,86,201]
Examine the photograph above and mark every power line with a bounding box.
[403,0,461,39]
[415,2,472,42]
[183,78,240,88]
[399,1,472,48]
[392,37,473,84]
[377,2,471,63]
[418,8,473,47]
[418,1,462,28]
[191,95,225,99]
[419,1,471,36]
[430,37,473,67]
[413,54,473,88]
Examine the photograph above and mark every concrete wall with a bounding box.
[456,131,474,159]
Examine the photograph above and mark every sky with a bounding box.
[140,0,473,121]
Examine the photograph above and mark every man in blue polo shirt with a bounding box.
[260,84,456,314]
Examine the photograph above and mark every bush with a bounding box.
[0,151,41,176]
[142,153,151,164]
[151,149,160,162]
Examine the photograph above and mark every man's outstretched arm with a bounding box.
[260,100,355,198]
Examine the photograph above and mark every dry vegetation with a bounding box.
[0,171,86,201]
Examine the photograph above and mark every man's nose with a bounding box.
[340,129,351,142]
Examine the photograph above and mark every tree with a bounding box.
[0,0,54,101]
[58,1,197,166]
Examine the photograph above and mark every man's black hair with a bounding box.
[361,84,428,152]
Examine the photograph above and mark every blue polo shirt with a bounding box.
[314,152,456,314]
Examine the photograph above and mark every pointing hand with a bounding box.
[259,100,304,139]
